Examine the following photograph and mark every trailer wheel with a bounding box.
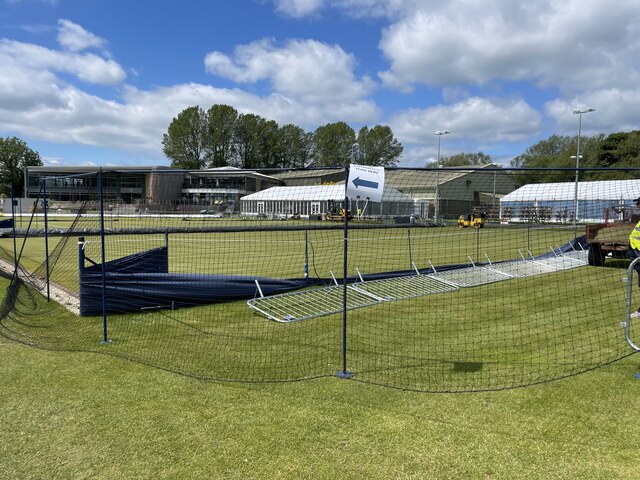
[588,244,606,266]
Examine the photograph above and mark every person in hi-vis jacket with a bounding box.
[628,197,640,318]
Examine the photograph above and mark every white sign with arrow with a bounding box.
[346,164,385,202]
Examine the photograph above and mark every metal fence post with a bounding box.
[337,166,352,379]
[10,185,17,273]
[98,170,111,345]
[42,179,50,301]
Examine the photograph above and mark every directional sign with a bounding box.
[346,164,385,202]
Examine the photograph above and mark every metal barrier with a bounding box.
[623,257,640,352]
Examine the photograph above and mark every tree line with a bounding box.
[510,130,640,184]
[0,136,42,197]
[161,104,404,170]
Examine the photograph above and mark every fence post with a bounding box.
[304,230,309,278]
[407,224,413,270]
[42,179,50,301]
[337,165,352,379]
[10,185,17,273]
[98,169,111,345]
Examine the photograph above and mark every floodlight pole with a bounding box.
[572,108,595,237]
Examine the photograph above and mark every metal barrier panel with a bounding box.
[247,285,380,323]
[351,274,458,301]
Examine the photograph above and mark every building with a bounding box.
[384,166,515,219]
[270,168,345,186]
[23,166,283,214]
[241,184,415,218]
[499,179,640,223]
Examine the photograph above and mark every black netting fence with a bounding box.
[1,166,639,391]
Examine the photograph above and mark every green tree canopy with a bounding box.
[312,122,356,167]
[162,106,208,169]
[0,136,42,197]
[356,125,403,166]
[277,124,312,169]
[205,104,237,168]
[233,113,265,169]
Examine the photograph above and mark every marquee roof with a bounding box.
[501,179,640,202]
[241,184,413,203]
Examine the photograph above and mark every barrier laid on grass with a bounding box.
[0,167,639,392]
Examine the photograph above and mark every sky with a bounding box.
[1,0,639,168]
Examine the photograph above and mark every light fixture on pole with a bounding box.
[572,108,595,233]
[434,130,450,223]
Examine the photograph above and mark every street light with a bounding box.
[434,130,450,223]
[572,108,595,233]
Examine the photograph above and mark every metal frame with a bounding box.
[623,257,640,351]
[248,247,590,324]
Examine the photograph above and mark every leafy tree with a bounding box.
[232,113,266,169]
[356,125,403,166]
[426,151,492,168]
[205,104,237,168]
[312,122,356,167]
[162,106,208,169]
[256,119,281,168]
[0,136,42,197]
[590,131,640,179]
[276,124,313,168]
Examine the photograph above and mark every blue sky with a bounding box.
[1,0,639,168]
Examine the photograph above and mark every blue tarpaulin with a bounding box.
[79,247,309,316]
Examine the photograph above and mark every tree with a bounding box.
[590,131,640,179]
[312,122,356,167]
[277,124,313,168]
[162,106,208,169]
[356,125,403,166]
[0,136,42,197]
[425,152,492,168]
[232,113,267,169]
[205,104,237,168]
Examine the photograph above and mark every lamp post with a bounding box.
[434,130,450,223]
[572,108,595,234]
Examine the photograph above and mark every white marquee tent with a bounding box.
[500,179,640,222]
[241,184,415,218]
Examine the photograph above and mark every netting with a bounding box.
[1,166,639,391]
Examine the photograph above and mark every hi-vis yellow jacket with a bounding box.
[630,219,640,250]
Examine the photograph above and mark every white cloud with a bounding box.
[270,0,408,19]
[205,38,379,119]
[390,96,541,146]
[0,39,125,85]
[378,0,640,93]
[546,89,640,136]
[271,0,326,17]
[57,19,107,52]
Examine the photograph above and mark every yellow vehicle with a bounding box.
[458,211,486,228]
[324,200,352,221]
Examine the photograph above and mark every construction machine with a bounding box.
[458,210,486,229]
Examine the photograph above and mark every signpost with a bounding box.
[346,164,385,202]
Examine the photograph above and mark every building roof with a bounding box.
[385,165,495,189]
[501,179,640,202]
[241,184,413,203]
[270,168,345,181]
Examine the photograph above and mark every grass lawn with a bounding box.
[2,220,640,477]
[1,331,639,479]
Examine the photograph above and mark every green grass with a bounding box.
[1,326,639,479]
[2,222,640,477]
[0,222,577,292]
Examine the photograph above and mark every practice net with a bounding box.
[0,166,638,392]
